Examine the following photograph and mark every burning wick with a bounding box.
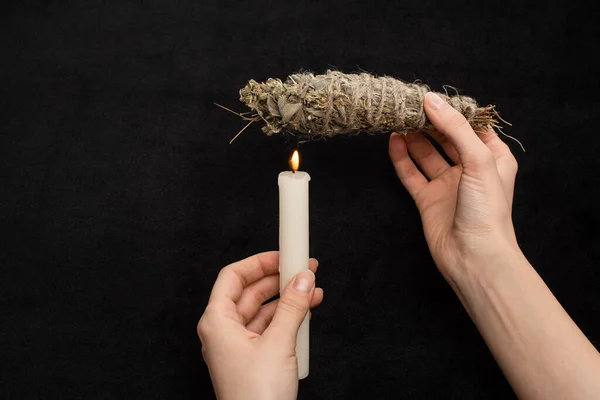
[290,150,300,174]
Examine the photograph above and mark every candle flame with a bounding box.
[290,150,300,172]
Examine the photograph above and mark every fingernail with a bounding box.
[312,258,319,268]
[425,92,446,110]
[293,270,315,293]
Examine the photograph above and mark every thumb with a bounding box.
[264,270,315,343]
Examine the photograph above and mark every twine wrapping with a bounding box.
[239,70,501,137]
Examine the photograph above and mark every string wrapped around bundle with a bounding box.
[238,70,504,138]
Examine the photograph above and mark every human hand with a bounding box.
[388,94,600,400]
[389,92,521,281]
[197,252,323,400]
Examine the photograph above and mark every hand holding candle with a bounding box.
[278,150,311,379]
[198,252,322,400]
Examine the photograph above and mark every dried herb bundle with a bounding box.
[238,70,502,138]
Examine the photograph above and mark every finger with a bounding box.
[236,258,319,324]
[389,133,428,198]
[477,129,519,207]
[263,270,315,344]
[209,251,279,306]
[425,129,460,165]
[424,92,494,173]
[405,131,451,180]
[246,288,324,335]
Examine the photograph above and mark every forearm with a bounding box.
[449,249,600,400]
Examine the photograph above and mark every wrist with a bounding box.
[446,238,528,299]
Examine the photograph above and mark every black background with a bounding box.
[2,1,599,399]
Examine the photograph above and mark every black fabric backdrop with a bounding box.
[2,1,599,399]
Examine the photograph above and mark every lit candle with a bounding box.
[278,149,311,379]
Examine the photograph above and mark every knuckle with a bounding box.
[405,165,420,178]
[418,141,436,160]
[252,286,271,304]
[217,266,246,286]
[496,151,518,176]
[507,155,519,173]
[497,139,511,152]
[498,140,517,159]
[278,296,305,315]
[237,309,251,325]
[197,316,209,339]
[216,266,230,281]
[431,164,447,178]
[196,305,218,339]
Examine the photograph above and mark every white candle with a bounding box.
[278,150,311,379]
